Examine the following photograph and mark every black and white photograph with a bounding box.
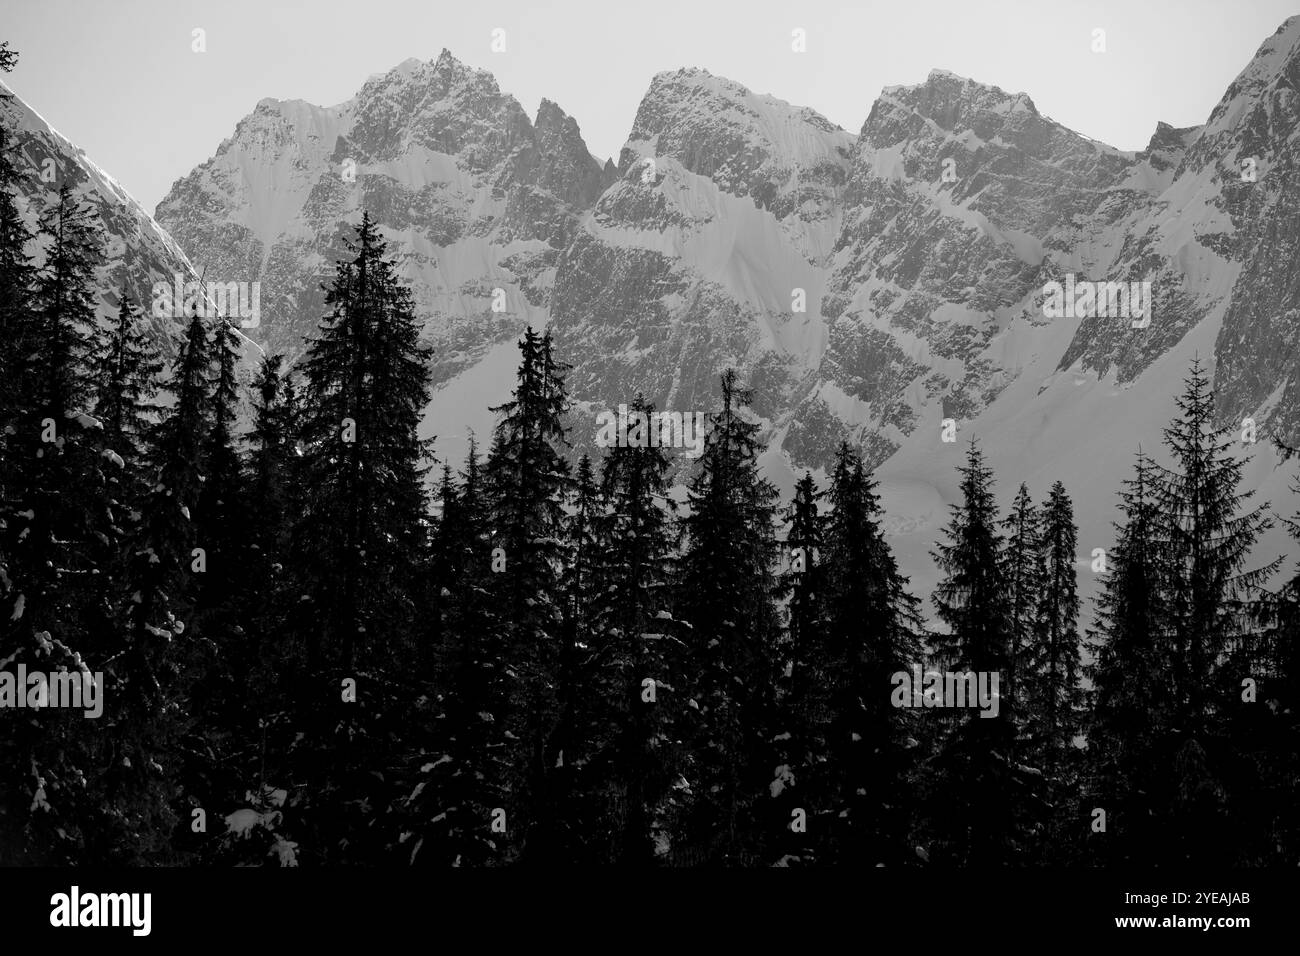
[0,0,1296,939]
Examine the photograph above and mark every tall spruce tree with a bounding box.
[1085,452,1176,865]
[92,287,163,474]
[675,369,781,865]
[244,353,300,607]
[593,395,683,866]
[550,453,605,861]
[1145,359,1278,864]
[1023,480,1083,859]
[926,440,1026,865]
[999,483,1043,743]
[1028,481,1083,772]
[0,41,35,507]
[771,470,827,864]
[105,303,216,865]
[819,442,924,865]
[0,39,34,706]
[1151,359,1278,729]
[291,212,434,862]
[484,327,572,862]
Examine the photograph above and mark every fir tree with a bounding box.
[593,395,683,866]
[291,212,434,862]
[675,369,781,865]
[1151,358,1278,730]
[819,442,923,864]
[0,43,35,492]
[771,470,827,864]
[484,327,572,862]
[245,353,300,593]
[999,483,1043,740]
[549,453,604,860]
[104,304,214,865]
[781,471,826,709]
[0,43,35,690]
[926,440,1026,865]
[296,212,433,674]
[1145,360,1278,864]
[92,287,163,475]
[1085,452,1176,864]
[1028,481,1083,770]
[194,317,247,615]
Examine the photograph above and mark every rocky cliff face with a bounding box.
[550,67,855,461]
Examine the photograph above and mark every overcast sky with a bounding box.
[2,0,1297,213]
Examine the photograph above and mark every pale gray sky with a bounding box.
[2,0,1296,213]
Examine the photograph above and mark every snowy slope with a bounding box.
[2,80,199,349]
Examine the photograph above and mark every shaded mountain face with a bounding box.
[550,67,856,455]
[154,20,1300,555]
[2,81,197,349]
[154,50,615,390]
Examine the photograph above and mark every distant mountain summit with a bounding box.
[155,49,614,392]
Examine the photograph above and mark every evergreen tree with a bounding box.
[484,327,572,862]
[245,353,300,596]
[184,316,253,828]
[296,212,433,674]
[1028,481,1083,770]
[0,41,35,499]
[675,369,781,865]
[1146,360,1278,864]
[1247,483,1300,865]
[106,303,214,865]
[194,317,247,616]
[1085,453,1176,864]
[999,483,1043,741]
[780,471,826,708]
[925,440,1026,865]
[406,440,508,867]
[291,212,434,862]
[771,470,827,864]
[0,185,152,863]
[0,40,36,714]
[1151,358,1278,731]
[818,442,924,865]
[549,453,604,860]
[592,395,683,866]
[3,184,111,642]
[92,287,163,475]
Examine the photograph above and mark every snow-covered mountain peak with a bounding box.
[618,65,854,215]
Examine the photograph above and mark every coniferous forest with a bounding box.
[2,40,1299,871]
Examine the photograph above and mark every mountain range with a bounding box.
[9,16,1300,610]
